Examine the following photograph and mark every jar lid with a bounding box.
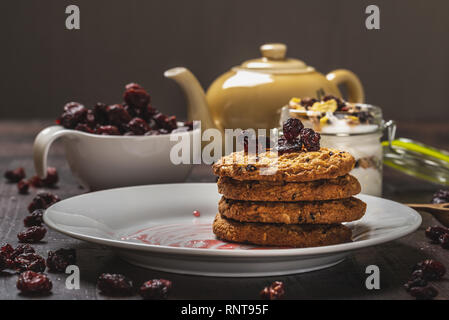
[238,43,315,73]
[383,138,449,186]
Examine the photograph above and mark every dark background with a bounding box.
[1,0,448,124]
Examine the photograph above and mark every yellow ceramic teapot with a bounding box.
[164,43,364,131]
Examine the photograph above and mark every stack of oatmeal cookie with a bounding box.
[212,120,366,248]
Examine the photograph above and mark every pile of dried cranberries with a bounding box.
[278,118,321,154]
[56,83,193,136]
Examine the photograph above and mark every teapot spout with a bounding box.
[164,67,217,131]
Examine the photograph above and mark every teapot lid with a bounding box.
[237,43,315,74]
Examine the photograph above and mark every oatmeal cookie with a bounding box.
[218,196,366,224]
[217,174,360,201]
[212,148,355,182]
[212,213,352,248]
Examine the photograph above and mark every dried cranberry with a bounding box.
[0,243,14,257]
[97,273,134,296]
[28,192,60,213]
[84,109,96,127]
[4,167,26,183]
[17,226,47,243]
[10,244,35,260]
[17,179,30,194]
[24,209,44,227]
[41,167,59,187]
[127,117,150,135]
[409,286,438,300]
[139,279,172,300]
[431,189,449,204]
[0,244,14,270]
[74,123,95,133]
[283,118,304,141]
[106,104,132,127]
[300,97,318,108]
[146,105,157,117]
[275,137,302,155]
[93,102,109,125]
[300,128,321,151]
[58,102,87,129]
[425,226,449,243]
[123,83,151,110]
[13,253,46,272]
[28,175,43,188]
[260,281,285,300]
[404,270,428,291]
[414,259,446,281]
[439,233,449,249]
[154,113,177,132]
[96,125,121,136]
[46,249,76,273]
[17,271,52,295]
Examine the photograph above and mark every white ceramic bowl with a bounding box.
[33,125,197,190]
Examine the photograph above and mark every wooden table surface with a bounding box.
[1,120,449,300]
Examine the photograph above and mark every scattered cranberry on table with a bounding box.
[4,167,26,183]
[413,259,446,281]
[17,271,52,295]
[13,253,46,273]
[260,281,285,300]
[431,189,449,204]
[27,192,60,213]
[404,259,446,299]
[17,179,30,194]
[41,167,59,187]
[425,226,449,244]
[440,233,449,249]
[28,175,44,188]
[97,273,134,296]
[23,209,44,227]
[17,226,47,243]
[29,167,59,188]
[139,279,172,300]
[425,226,449,250]
[193,210,200,217]
[46,248,76,273]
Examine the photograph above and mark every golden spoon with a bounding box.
[406,203,449,227]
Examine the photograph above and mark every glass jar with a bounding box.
[280,103,394,197]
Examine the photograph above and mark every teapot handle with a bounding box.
[326,69,365,103]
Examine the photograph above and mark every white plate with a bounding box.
[44,183,421,277]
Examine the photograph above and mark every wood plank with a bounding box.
[0,120,448,300]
